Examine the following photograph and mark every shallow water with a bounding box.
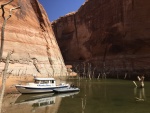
[2,79,150,113]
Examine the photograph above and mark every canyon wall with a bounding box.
[0,0,67,76]
[52,0,150,76]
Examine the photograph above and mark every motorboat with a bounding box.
[53,87,80,93]
[15,77,69,94]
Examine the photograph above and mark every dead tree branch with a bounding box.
[0,2,20,61]
[0,0,13,19]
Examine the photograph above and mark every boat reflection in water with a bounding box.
[15,93,55,107]
[15,92,79,108]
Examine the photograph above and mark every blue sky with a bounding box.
[39,0,85,22]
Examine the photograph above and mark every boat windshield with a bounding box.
[50,80,54,83]
[40,80,49,84]
[34,80,55,84]
[35,80,40,84]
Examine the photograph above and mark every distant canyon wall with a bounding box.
[0,0,67,76]
[52,0,150,75]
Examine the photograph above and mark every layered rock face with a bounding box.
[0,0,67,76]
[52,0,150,76]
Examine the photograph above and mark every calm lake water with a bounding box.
[2,79,150,113]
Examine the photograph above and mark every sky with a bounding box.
[39,0,85,22]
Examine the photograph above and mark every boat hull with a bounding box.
[53,87,80,93]
[15,85,68,94]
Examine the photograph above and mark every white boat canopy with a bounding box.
[34,78,55,81]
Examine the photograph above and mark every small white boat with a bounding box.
[53,87,80,93]
[15,77,69,94]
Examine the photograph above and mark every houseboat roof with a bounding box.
[34,78,55,81]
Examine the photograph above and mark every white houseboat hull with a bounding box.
[15,85,69,94]
[15,77,70,94]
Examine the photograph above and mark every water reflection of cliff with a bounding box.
[2,92,79,113]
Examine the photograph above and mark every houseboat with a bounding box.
[15,77,69,94]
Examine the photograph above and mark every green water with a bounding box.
[58,79,150,113]
[3,79,150,113]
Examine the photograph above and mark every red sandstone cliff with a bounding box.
[52,0,150,76]
[0,0,67,76]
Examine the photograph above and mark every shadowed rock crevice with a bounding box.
[30,0,46,31]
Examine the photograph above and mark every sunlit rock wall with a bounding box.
[52,0,150,75]
[0,0,67,76]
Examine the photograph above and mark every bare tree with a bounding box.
[0,0,20,61]
[92,66,96,78]
[133,75,145,88]
[0,51,13,113]
[137,75,145,88]
[97,73,101,79]
[0,1,20,112]
[82,63,86,78]
[87,63,91,80]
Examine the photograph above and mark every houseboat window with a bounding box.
[40,80,49,84]
[50,80,54,83]
[35,80,40,84]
